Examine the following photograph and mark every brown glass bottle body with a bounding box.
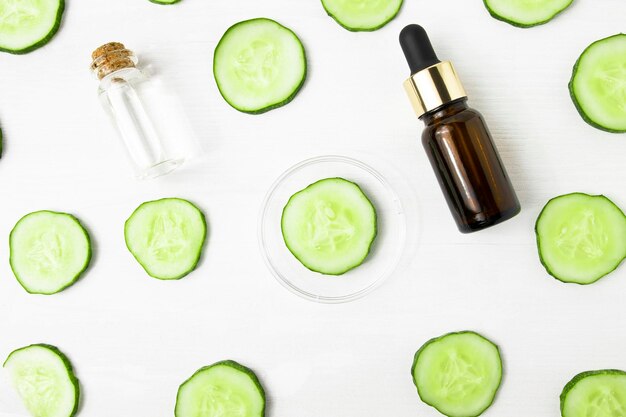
[420,98,520,233]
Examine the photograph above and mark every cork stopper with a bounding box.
[91,42,137,80]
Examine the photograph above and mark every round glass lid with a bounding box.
[259,155,407,303]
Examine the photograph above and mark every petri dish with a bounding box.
[258,155,406,303]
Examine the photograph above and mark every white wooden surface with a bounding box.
[0,1,625,416]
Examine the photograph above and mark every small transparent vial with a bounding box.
[91,42,195,179]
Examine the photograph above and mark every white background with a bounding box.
[0,0,625,416]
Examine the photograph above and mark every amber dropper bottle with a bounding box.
[400,24,521,233]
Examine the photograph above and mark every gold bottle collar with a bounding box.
[403,61,467,118]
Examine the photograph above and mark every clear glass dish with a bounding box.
[258,155,406,303]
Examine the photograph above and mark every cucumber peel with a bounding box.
[535,193,626,285]
[0,0,65,54]
[149,0,181,4]
[124,198,207,280]
[175,360,265,417]
[321,0,403,32]
[412,331,503,417]
[569,34,626,133]
[4,344,80,417]
[560,370,626,417]
[213,18,307,114]
[483,0,573,28]
[10,211,92,295]
[281,177,377,276]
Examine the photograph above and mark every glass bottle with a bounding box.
[400,25,521,233]
[91,42,196,179]
[420,98,521,232]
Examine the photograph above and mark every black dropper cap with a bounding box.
[400,24,440,74]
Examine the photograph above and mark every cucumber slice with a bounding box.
[536,193,626,285]
[4,344,80,417]
[213,18,307,114]
[483,0,573,28]
[281,177,377,275]
[321,0,403,32]
[10,211,92,295]
[569,34,626,133]
[411,331,503,417]
[149,0,181,4]
[560,370,626,417]
[124,198,207,280]
[175,360,265,417]
[0,0,65,54]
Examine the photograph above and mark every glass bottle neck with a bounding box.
[98,67,144,91]
[420,98,469,126]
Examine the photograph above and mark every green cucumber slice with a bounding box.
[281,177,377,275]
[535,193,626,285]
[10,211,92,295]
[175,360,265,417]
[213,18,307,114]
[569,34,626,133]
[149,0,181,4]
[321,0,403,32]
[483,0,573,28]
[411,331,503,417]
[0,0,65,54]
[124,198,207,280]
[4,344,80,417]
[560,370,626,417]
